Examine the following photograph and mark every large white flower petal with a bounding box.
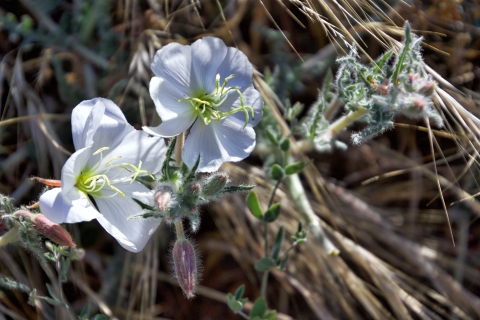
[183,118,256,172]
[40,188,101,224]
[72,98,133,150]
[220,86,263,127]
[102,130,166,175]
[143,113,196,138]
[150,42,198,92]
[94,182,161,252]
[150,77,195,122]
[216,47,253,89]
[191,37,228,93]
[61,146,93,197]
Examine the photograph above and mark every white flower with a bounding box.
[39,98,166,252]
[143,37,263,172]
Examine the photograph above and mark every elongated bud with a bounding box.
[172,238,199,299]
[14,210,76,247]
[201,173,228,196]
[33,214,76,247]
[185,183,201,195]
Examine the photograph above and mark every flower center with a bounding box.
[75,147,154,199]
[179,74,255,128]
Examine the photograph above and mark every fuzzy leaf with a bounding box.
[270,164,285,181]
[285,162,305,175]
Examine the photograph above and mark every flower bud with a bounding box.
[201,173,228,196]
[155,185,174,212]
[32,214,76,247]
[418,80,436,96]
[172,238,199,299]
[185,183,201,195]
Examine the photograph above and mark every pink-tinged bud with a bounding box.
[185,183,201,195]
[32,214,76,247]
[418,81,436,96]
[373,83,389,95]
[408,73,419,84]
[411,97,426,109]
[155,185,173,212]
[201,173,228,196]
[172,238,199,299]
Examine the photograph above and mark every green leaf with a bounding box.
[226,293,244,313]
[235,284,245,300]
[45,297,67,307]
[285,161,305,175]
[246,192,263,220]
[263,203,281,223]
[254,257,275,272]
[271,227,284,260]
[264,310,277,320]
[249,297,267,318]
[392,22,412,84]
[161,136,177,180]
[372,49,393,74]
[266,128,278,145]
[279,255,289,270]
[270,164,285,181]
[279,139,290,151]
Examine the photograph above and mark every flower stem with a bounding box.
[0,225,19,246]
[260,269,269,299]
[175,132,185,166]
[328,106,368,137]
[175,220,185,240]
[284,159,339,255]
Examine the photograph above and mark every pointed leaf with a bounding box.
[221,185,254,194]
[131,198,156,211]
[235,284,245,300]
[271,227,284,260]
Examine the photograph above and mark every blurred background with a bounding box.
[1,0,480,319]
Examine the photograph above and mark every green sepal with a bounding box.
[263,203,280,223]
[246,191,263,220]
[270,164,285,181]
[222,185,254,194]
[254,257,275,272]
[250,297,268,318]
[271,227,284,260]
[132,198,156,211]
[285,161,305,175]
[128,211,163,220]
[184,154,201,185]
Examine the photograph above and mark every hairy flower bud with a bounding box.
[418,80,436,96]
[172,238,200,299]
[155,184,174,212]
[185,183,201,195]
[14,210,75,247]
[201,173,228,196]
